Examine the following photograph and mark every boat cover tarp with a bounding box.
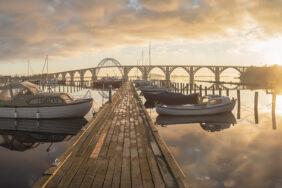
[0,81,40,101]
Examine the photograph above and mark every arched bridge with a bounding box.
[32,58,248,86]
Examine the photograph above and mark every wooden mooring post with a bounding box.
[237,90,241,119]
[272,93,277,130]
[254,91,259,124]
[199,85,202,96]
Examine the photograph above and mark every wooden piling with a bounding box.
[199,85,202,96]
[212,85,215,95]
[186,84,189,94]
[254,91,259,124]
[237,90,241,119]
[272,93,276,130]
[219,87,222,96]
[189,83,192,94]
[194,84,196,94]
[226,88,229,96]
[177,83,179,92]
[205,86,207,96]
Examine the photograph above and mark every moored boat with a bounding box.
[0,81,93,119]
[143,91,200,105]
[156,112,236,126]
[139,85,169,93]
[93,77,123,89]
[133,80,151,87]
[156,96,236,116]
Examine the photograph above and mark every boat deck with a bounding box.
[32,82,186,188]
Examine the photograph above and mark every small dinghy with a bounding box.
[143,91,200,105]
[0,81,93,119]
[156,95,236,116]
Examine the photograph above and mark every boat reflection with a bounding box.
[156,112,236,132]
[0,118,87,151]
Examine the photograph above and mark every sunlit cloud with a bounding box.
[0,0,281,64]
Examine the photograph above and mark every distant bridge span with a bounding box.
[29,58,249,86]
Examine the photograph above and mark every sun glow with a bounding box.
[254,37,282,65]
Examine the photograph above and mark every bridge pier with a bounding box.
[91,68,97,81]
[123,67,129,81]
[165,67,170,87]
[70,72,75,85]
[215,67,220,89]
[142,67,149,81]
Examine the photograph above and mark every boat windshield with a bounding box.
[61,94,73,103]
[209,99,223,105]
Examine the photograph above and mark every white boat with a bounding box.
[156,95,236,116]
[0,81,93,119]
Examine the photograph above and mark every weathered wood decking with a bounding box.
[33,82,186,188]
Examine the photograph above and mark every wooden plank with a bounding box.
[120,94,132,188]
[103,113,122,187]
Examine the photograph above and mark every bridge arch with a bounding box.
[96,58,124,77]
[148,67,166,80]
[220,67,243,75]
[127,67,143,80]
[219,67,241,88]
[194,67,215,75]
[65,72,71,82]
[57,73,63,80]
[170,67,190,83]
[194,67,215,87]
[83,70,93,81]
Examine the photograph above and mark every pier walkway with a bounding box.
[33,82,186,188]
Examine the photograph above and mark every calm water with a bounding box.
[146,86,282,188]
[0,86,111,188]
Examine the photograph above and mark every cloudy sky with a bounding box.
[0,0,282,75]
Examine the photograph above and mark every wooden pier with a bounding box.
[32,82,186,188]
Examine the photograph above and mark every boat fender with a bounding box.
[14,111,18,119]
[36,112,40,119]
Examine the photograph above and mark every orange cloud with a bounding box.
[0,0,281,62]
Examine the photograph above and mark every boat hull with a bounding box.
[0,99,93,119]
[156,100,236,116]
[143,91,200,105]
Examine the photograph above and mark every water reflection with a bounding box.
[0,118,86,152]
[157,113,282,188]
[0,118,87,188]
[156,113,236,132]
